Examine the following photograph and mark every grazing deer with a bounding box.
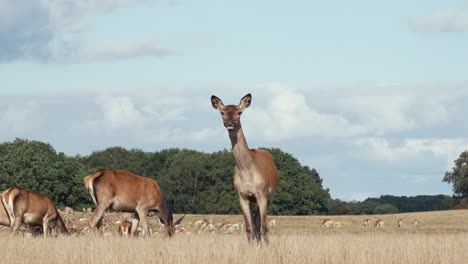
[218,222,233,231]
[118,221,132,237]
[397,219,403,228]
[1,202,44,237]
[211,94,279,243]
[321,219,334,228]
[1,187,68,237]
[231,222,242,230]
[375,219,384,228]
[67,224,79,236]
[193,219,206,229]
[84,169,184,237]
[363,219,371,227]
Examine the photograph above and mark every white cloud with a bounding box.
[409,9,468,33]
[244,85,366,141]
[338,95,415,134]
[0,0,175,62]
[98,96,144,128]
[356,137,468,167]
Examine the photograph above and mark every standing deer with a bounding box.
[84,169,184,237]
[1,187,68,237]
[211,94,279,243]
[363,218,371,227]
[375,219,384,228]
[397,219,403,228]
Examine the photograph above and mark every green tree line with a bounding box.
[1,138,466,215]
[327,195,459,215]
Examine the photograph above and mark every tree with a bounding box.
[267,148,331,215]
[443,151,468,198]
[80,146,147,175]
[373,204,399,214]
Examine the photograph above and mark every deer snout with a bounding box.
[224,121,236,130]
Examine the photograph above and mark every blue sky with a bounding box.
[1,0,468,201]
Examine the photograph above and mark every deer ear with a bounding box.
[174,215,185,227]
[211,95,225,110]
[239,93,252,110]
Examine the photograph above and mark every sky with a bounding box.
[1,0,468,201]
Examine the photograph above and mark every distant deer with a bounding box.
[84,169,184,237]
[1,187,68,237]
[375,219,384,228]
[321,219,334,228]
[211,94,279,243]
[414,220,420,227]
[397,219,403,228]
[363,219,371,227]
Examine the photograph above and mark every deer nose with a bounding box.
[225,121,234,126]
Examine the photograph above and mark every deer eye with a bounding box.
[238,111,242,115]
[221,112,225,116]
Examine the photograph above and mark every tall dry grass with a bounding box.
[0,233,466,264]
[0,210,467,264]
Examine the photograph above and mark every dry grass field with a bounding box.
[0,209,467,264]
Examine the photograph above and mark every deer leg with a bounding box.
[11,217,22,237]
[88,202,110,233]
[253,207,261,242]
[238,196,254,242]
[43,217,51,239]
[130,219,139,237]
[136,207,149,237]
[257,195,269,244]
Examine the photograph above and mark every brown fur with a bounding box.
[321,219,334,228]
[1,187,68,237]
[84,169,184,237]
[0,200,10,227]
[118,221,133,237]
[211,94,279,243]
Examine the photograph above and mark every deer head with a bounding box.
[211,94,252,131]
[165,214,185,238]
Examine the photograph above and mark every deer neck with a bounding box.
[229,126,254,171]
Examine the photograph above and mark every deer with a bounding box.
[375,219,384,228]
[211,93,279,243]
[84,169,184,237]
[321,219,334,228]
[363,218,371,227]
[1,187,68,237]
[1,201,45,237]
[397,219,403,228]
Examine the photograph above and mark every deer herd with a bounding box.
[320,218,421,229]
[0,94,423,242]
